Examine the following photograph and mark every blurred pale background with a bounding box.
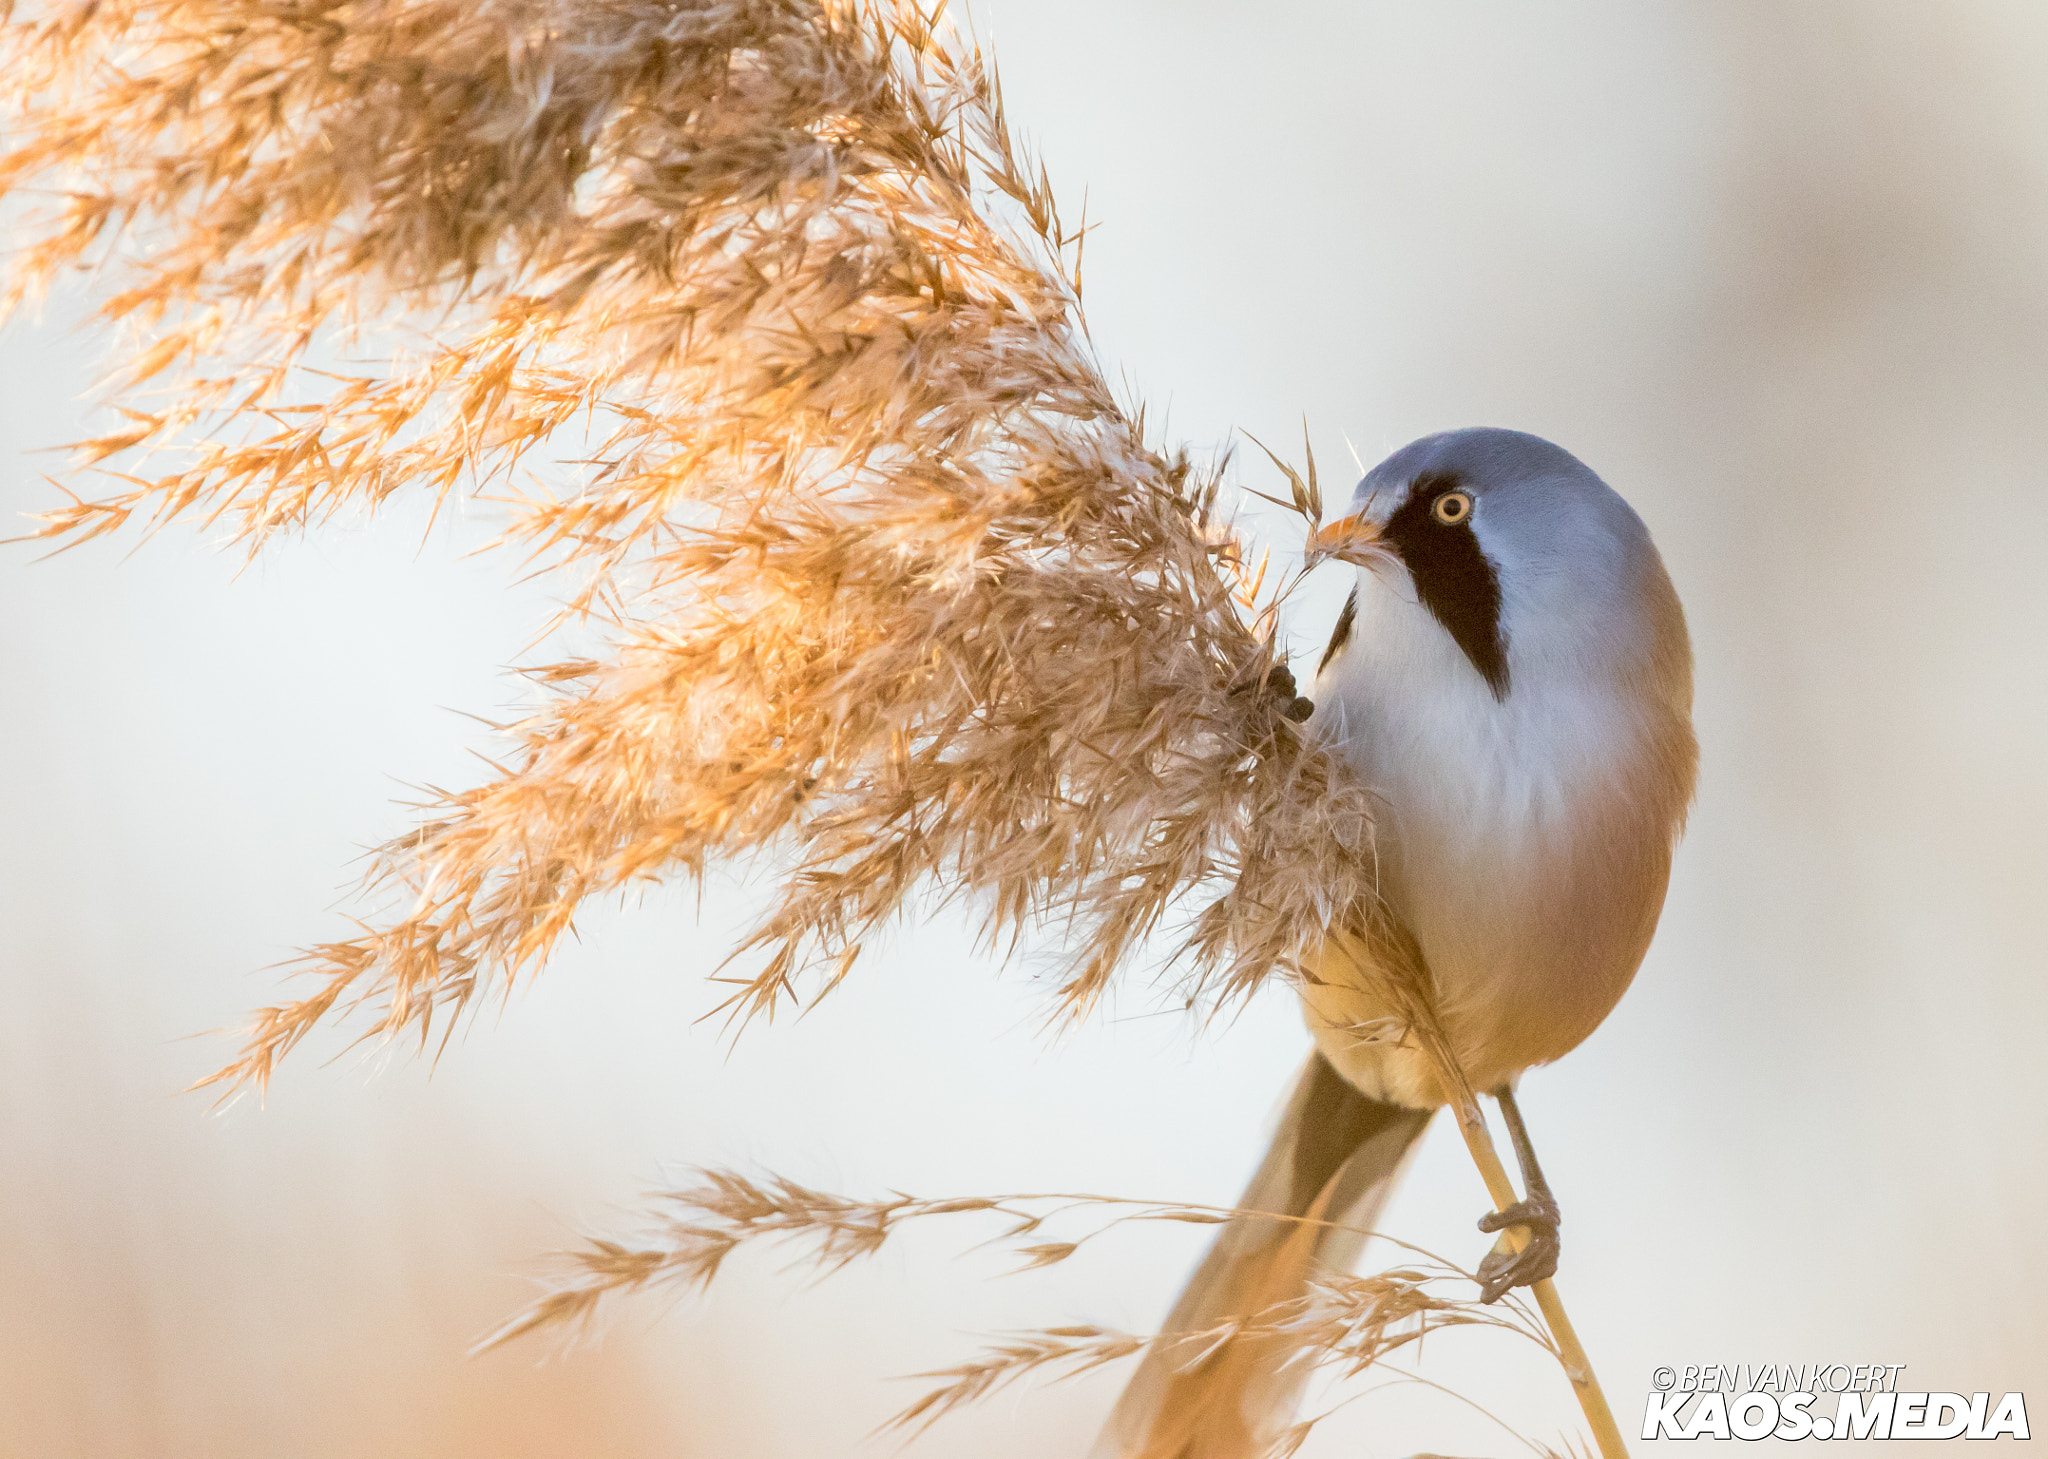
[4,2,2045,1455]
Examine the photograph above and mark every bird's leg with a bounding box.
[1474,1082,1561,1304]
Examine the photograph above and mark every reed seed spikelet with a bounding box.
[3,0,1388,1087]
[471,1168,1568,1450]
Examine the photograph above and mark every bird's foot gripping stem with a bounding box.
[1475,1194,1560,1303]
[1473,1081,1560,1304]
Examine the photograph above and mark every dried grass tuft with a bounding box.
[2,0,1381,1090]
[3,5,1623,1450]
[474,1167,1575,1453]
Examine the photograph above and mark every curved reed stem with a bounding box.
[1309,916,1630,1455]
[1449,1093,1628,1459]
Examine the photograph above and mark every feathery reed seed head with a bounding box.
[3,0,1395,1089]
[4,5,1614,1451]
[470,1169,1562,1448]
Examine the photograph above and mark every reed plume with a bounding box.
[471,1167,1563,1453]
[4,0,1373,1089]
[3,2,1625,1451]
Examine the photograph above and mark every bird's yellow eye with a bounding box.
[1432,491,1472,525]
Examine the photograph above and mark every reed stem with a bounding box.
[1309,925,1631,1455]
[1449,1096,1630,1459]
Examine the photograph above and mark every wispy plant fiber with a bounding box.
[2,0,1380,1087]
[468,1167,1560,1451]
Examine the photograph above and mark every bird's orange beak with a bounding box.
[1304,513,1389,570]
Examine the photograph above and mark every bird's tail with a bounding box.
[1094,1053,1432,1459]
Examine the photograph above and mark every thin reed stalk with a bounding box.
[1452,1102,1628,1459]
[1311,923,1630,1457]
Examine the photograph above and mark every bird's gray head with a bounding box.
[1307,427,1687,704]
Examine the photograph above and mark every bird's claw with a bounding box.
[1474,1197,1560,1304]
[1261,664,1315,722]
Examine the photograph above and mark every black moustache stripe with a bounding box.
[1317,587,1358,677]
[1384,471,1509,698]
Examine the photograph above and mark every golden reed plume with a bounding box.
[3,0,1378,1089]
[462,1168,1562,1451]
[3,4,1626,1451]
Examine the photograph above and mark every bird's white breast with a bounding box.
[1303,558,1689,1106]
